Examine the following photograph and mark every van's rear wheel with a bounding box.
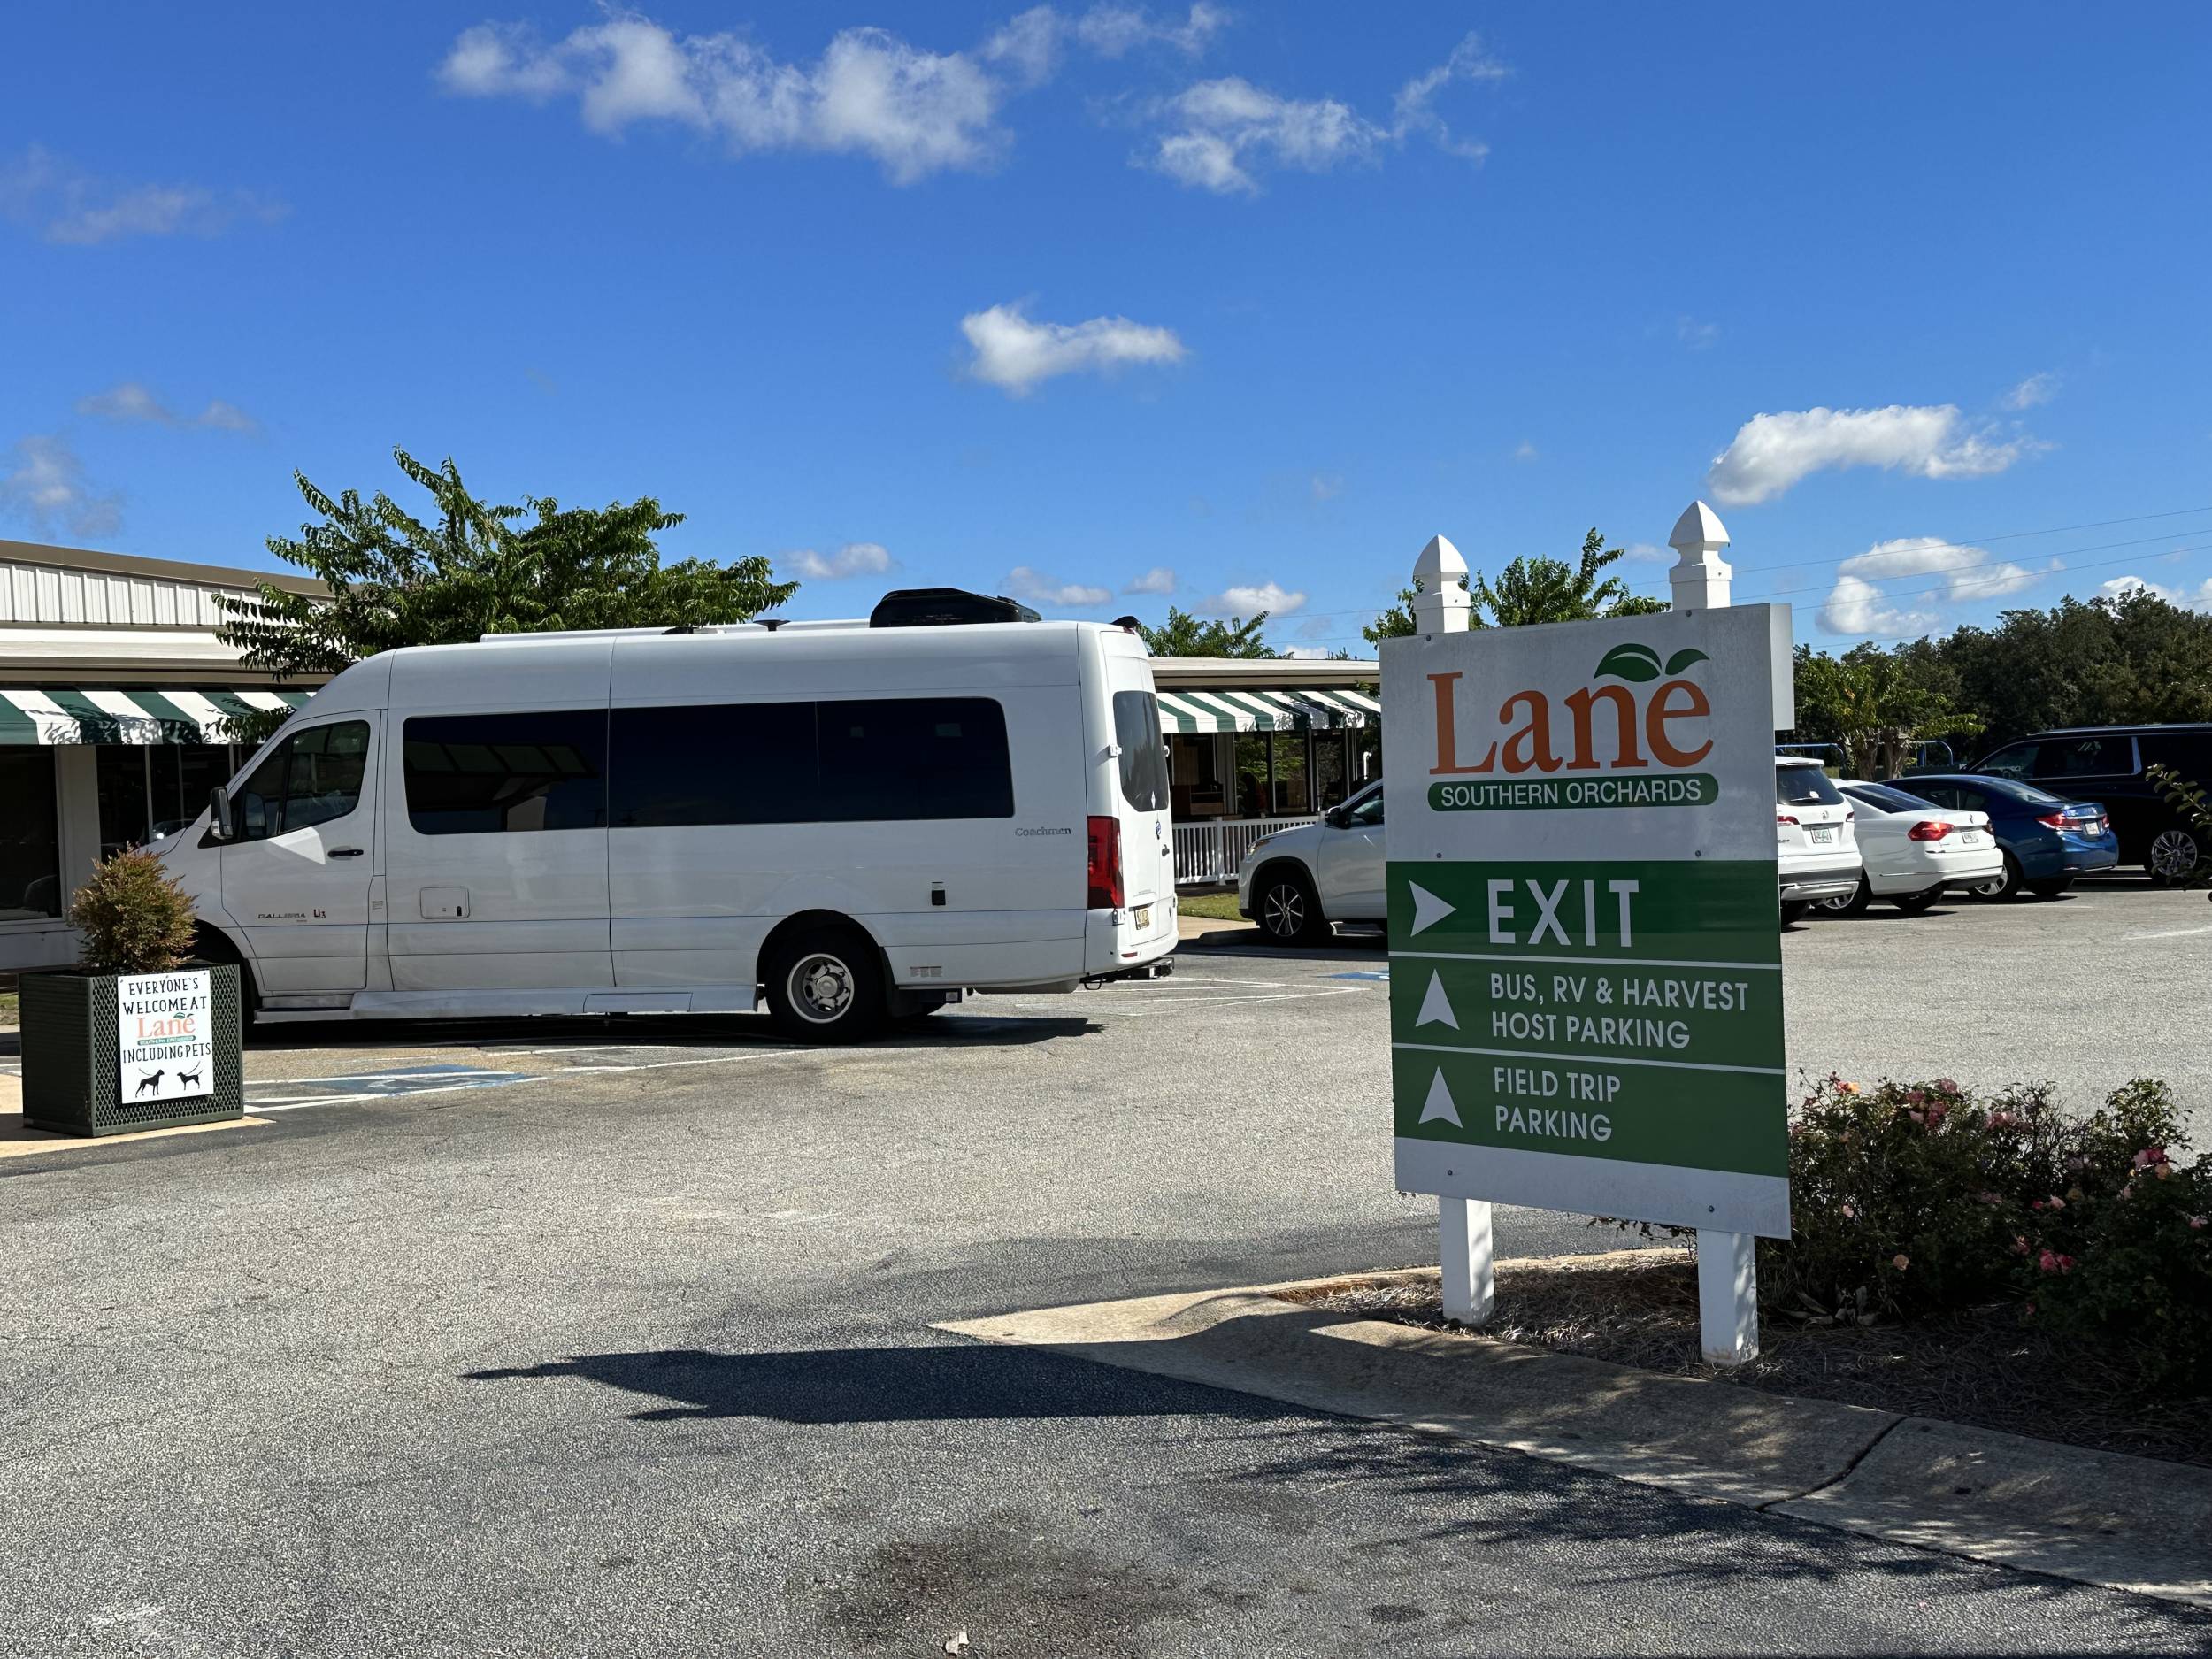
[1256,870,1329,947]
[764,928,885,1044]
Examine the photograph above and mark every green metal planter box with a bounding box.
[19,963,244,1137]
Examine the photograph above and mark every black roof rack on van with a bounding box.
[869,588,1041,628]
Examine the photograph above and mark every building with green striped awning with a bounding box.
[1149,657,1384,868]
[0,687,311,746]
[0,535,328,972]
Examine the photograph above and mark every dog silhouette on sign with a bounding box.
[135,1068,166,1096]
[175,1065,203,1089]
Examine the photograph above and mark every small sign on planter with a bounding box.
[117,969,216,1103]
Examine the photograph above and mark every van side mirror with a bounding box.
[209,786,234,842]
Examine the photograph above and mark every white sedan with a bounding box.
[1828,780,2005,913]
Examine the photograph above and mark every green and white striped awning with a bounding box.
[0,687,312,746]
[1156,686,1380,733]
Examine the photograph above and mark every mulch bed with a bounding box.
[1280,1248,2212,1468]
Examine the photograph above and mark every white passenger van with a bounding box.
[150,589,1178,1041]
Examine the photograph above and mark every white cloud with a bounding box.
[1200,580,1303,617]
[1817,574,1942,640]
[1006,566,1111,606]
[785,541,894,580]
[2101,574,2212,611]
[75,382,259,434]
[1511,440,1538,463]
[439,17,1006,183]
[983,3,1227,83]
[1124,565,1176,595]
[1676,316,1720,349]
[1,435,121,538]
[1706,403,2036,505]
[1621,541,1671,563]
[2002,371,2059,411]
[1309,472,1343,502]
[1144,32,1505,193]
[0,145,283,246]
[959,302,1185,395]
[1818,535,2061,637]
[1279,646,1333,658]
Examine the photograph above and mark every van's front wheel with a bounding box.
[764,928,886,1044]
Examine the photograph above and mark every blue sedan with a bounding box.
[1886,774,2119,898]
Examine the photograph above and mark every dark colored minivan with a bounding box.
[1967,725,2212,884]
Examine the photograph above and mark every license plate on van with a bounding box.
[1133,905,1152,929]
[1809,827,1835,845]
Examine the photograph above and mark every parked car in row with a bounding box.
[1826,780,2003,912]
[1239,779,1382,944]
[1962,723,2211,885]
[1886,774,2119,898]
[1776,756,1861,925]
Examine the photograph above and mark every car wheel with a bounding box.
[1818,876,1872,916]
[2147,827,2200,887]
[1256,869,1330,947]
[764,926,886,1044]
[1890,886,1943,915]
[2027,876,2074,899]
[1974,852,2024,901]
[1779,900,1811,927]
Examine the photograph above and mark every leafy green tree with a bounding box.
[217,449,797,740]
[1367,530,1661,642]
[1790,642,1985,779]
[1140,605,1277,657]
[1939,590,2212,749]
[1471,529,1663,627]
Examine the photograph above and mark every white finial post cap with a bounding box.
[1669,500,1731,556]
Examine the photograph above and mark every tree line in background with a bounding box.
[1788,590,2212,775]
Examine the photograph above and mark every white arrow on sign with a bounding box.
[1418,1069,1462,1126]
[1409,883,1455,935]
[1416,970,1459,1030]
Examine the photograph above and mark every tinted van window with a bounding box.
[1975,744,2035,780]
[611,697,1014,827]
[1112,691,1169,812]
[2140,732,2212,780]
[403,711,606,834]
[2034,733,2137,779]
[816,698,1014,821]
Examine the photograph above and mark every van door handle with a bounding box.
[328,847,365,858]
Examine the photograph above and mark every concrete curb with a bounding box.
[937,1274,2212,1608]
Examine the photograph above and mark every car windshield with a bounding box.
[1847,782,1933,814]
[1775,765,1844,807]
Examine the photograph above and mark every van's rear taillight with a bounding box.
[1087,816,1124,910]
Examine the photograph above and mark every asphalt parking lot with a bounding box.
[3,876,2208,1655]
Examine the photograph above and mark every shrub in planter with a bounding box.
[19,849,243,1137]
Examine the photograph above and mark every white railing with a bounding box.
[1173,814,1321,887]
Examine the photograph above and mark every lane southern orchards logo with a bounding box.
[1427,641,1717,812]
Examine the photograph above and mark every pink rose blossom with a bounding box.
[1905,1089,1926,1107]
[2189,1217,2207,1230]
[1935,1079,1958,1094]
[1840,1203,1855,1219]
[1892,1253,1910,1271]
[2010,1236,2029,1254]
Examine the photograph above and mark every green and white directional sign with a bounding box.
[1381,605,1793,1238]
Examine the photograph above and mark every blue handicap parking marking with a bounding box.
[247,1064,534,1108]
[1326,970,1390,981]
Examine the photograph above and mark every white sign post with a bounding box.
[116,970,216,1104]
[1385,503,1793,1366]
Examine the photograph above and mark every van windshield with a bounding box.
[1112,691,1169,812]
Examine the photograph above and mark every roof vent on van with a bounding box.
[868,588,1041,629]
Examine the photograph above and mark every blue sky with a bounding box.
[4,3,2208,655]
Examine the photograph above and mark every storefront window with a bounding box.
[96,745,150,856]
[170,746,237,836]
[0,749,61,919]
[1168,733,1227,818]
[1315,731,1349,810]
[1352,724,1382,787]
[1270,729,1311,814]
[1233,733,1269,817]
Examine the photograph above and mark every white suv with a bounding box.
[1236,780,1385,944]
[1776,757,1862,925]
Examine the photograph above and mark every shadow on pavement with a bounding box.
[464,1341,1283,1425]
